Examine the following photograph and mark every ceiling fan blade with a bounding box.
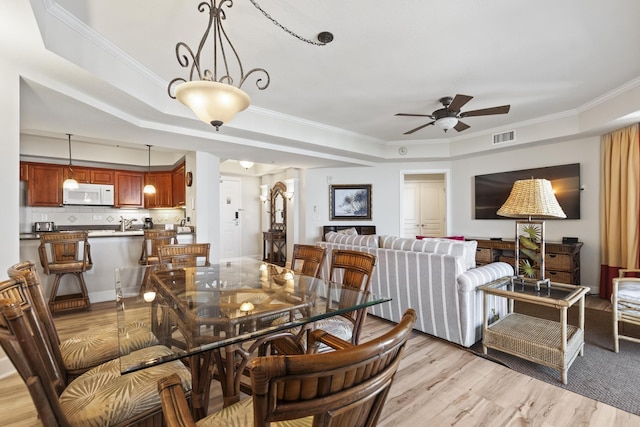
[454,121,470,132]
[460,105,511,117]
[404,121,435,135]
[447,94,473,112]
[395,113,434,118]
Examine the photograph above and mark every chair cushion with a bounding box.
[61,345,191,426]
[60,320,159,371]
[196,396,312,427]
[617,280,640,315]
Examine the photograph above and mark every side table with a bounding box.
[479,277,589,384]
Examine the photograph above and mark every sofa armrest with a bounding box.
[457,262,514,293]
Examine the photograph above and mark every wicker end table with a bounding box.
[479,277,589,384]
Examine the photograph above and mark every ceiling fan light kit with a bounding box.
[395,94,511,135]
[435,116,458,131]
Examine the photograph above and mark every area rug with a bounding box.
[470,302,640,415]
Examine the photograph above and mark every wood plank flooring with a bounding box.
[1,296,638,426]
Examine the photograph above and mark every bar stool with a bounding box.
[38,231,93,314]
[139,229,178,291]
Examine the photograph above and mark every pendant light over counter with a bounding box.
[62,134,79,190]
[143,145,156,194]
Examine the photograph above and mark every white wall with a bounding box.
[304,161,452,241]
[304,136,601,292]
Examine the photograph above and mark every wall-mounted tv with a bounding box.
[474,163,581,219]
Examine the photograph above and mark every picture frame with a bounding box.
[329,184,372,220]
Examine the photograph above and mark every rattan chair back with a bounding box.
[159,309,416,427]
[290,244,326,278]
[157,243,211,268]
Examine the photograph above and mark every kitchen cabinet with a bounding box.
[71,167,114,184]
[144,172,173,208]
[90,169,114,184]
[172,163,186,207]
[114,171,144,208]
[27,164,63,206]
[20,162,28,181]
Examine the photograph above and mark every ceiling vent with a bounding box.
[492,130,515,145]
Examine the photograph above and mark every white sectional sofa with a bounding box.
[317,232,514,347]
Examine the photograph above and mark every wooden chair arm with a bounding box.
[309,329,354,352]
[158,373,196,427]
[253,331,306,356]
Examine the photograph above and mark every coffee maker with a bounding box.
[143,218,153,229]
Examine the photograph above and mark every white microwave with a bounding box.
[63,183,115,206]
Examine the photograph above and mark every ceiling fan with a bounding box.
[395,94,511,134]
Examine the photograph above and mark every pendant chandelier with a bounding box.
[168,0,332,131]
[62,134,79,190]
[143,145,156,195]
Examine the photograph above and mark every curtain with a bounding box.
[599,124,640,298]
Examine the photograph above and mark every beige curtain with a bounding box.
[600,123,640,298]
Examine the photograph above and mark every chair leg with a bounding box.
[48,272,91,314]
[612,300,619,353]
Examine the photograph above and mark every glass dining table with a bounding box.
[115,258,390,420]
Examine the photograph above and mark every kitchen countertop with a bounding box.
[20,229,194,240]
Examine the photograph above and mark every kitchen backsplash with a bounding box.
[22,205,186,233]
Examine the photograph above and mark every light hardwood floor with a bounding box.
[1,296,638,426]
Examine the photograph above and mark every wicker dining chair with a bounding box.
[157,243,211,268]
[7,261,158,381]
[289,244,326,278]
[612,269,640,352]
[158,309,416,427]
[0,275,192,427]
[269,249,377,355]
[38,231,93,313]
[139,229,178,290]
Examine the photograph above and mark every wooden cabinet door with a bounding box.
[114,171,144,208]
[172,163,186,207]
[145,172,173,208]
[90,169,114,184]
[28,164,63,206]
[71,167,91,183]
[19,162,28,181]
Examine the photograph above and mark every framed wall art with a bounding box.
[329,184,372,220]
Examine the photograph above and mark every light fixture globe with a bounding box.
[175,80,251,131]
[435,116,458,131]
[63,178,79,190]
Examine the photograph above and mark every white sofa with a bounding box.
[317,232,514,347]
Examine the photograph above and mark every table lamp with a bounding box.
[497,178,566,280]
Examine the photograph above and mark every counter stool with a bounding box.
[38,231,93,314]
[139,229,178,292]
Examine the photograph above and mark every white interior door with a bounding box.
[403,178,446,238]
[403,182,420,238]
[220,178,242,260]
[419,182,446,237]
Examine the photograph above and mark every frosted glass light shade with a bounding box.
[143,184,156,194]
[63,178,79,190]
[238,161,254,169]
[435,116,458,130]
[175,80,250,128]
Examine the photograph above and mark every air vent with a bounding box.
[492,130,516,145]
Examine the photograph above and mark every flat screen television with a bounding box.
[474,163,581,219]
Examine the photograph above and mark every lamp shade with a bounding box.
[497,178,566,219]
[175,80,250,128]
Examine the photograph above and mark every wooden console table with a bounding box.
[263,231,286,266]
[472,238,582,285]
